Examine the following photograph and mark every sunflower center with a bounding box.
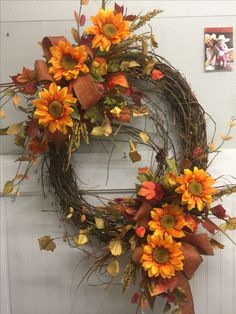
[160,214,176,228]
[153,247,170,264]
[189,181,203,196]
[102,24,118,38]
[61,55,77,71]
[48,101,64,119]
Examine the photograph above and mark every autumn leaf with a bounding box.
[210,238,224,249]
[15,155,34,162]
[38,235,56,252]
[208,142,216,151]
[0,109,6,118]
[82,0,89,5]
[3,180,14,194]
[227,217,236,230]
[12,95,21,106]
[71,28,80,43]
[80,14,86,27]
[106,259,119,277]
[15,174,29,180]
[67,207,74,219]
[151,69,164,80]
[201,218,218,234]
[220,133,233,141]
[74,233,88,245]
[108,238,123,256]
[95,217,105,229]
[107,72,129,89]
[28,137,48,155]
[129,140,141,162]
[91,118,112,137]
[229,118,236,128]
[81,214,86,222]
[135,226,146,238]
[120,60,140,71]
[139,131,150,143]
[7,122,24,135]
[166,158,178,174]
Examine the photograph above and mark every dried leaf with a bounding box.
[7,122,24,135]
[74,10,80,24]
[229,118,236,128]
[143,59,156,75]
[95,217,105,229]
[208,142,216,151]
[219,223,228,232]
[14,135,25,147]
[91,118,112,137]
[139,131,149,143]
[220,133,233,141]
[108,238,123,256]
[166,158,178,174]
[129,151,142,163]
[74,233,88,245]
[80,14,86,27]
[82,0,89,5]
[210,238,224,249]
[120,60,140,71]
[0,127,9,135]
[71,27,80,43]
[106,259,119,277]
[91,125,105,136]
[81,214,86,222]
[172,287,186,305]
[201,218,218,234]
[227,217,236,230]
[38,235,56,252]
[15,174,29,180]
[12,95,21,106]
[163,302,171,313]
[15,155,34,162]
[3,180,14,194]
[0,109,6,118]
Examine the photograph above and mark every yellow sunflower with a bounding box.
[149,203,187,238]
[175,167,216,211]
[49,41,89,81]
[141,234,184,279]
[86,8,130,51]
[33,82,77,134]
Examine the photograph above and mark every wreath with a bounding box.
[1,1,236,313]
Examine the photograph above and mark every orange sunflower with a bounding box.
[86,8,130,51]
[141,234,184,279]
[49,41,89,81]
[33,82,77,134]
[149,203,187,238]
[175,167,216,211]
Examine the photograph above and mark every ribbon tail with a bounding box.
[182,242,203,279]
[72,75,103,110]
[184,232,214,255]
[175,272,195,314]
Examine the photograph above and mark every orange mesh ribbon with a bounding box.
[133,202,152,228]
[182,242,203,280]
[184,232,214,255]
[42,36,67,61]
[175,272,195,314]
[72,75,103,110]
[34,60,53,83]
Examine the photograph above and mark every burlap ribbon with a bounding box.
[34,36,103,109]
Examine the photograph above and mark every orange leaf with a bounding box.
[151,69,164,80]
[135,226,146,238]
[28,137,48,155]
[107,73,129,89]
[13,95,21,106]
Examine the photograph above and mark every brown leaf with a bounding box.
[71,28,80,43]
[38,235,56,252]
[227,217,236,230]
[15,155,34,162]
[129,151,142,163]
[210,238,224,249]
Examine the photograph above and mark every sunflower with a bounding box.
[141,234,184,279]
[175,167,216,211]
[33,82,77,134]
[86,8,130,51]
[49,41,89,81]
[149,203,187,238]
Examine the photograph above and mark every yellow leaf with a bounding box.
[103,118,112,137]
[95,217,105,229]
[133,108,149,117]
[0,109,6,118]
[129,140,137,152]
[120,60,140,71]
[38,235,56,252]
[219,223,228,232]
[74,233,88,245]
[110,106,122,118]
[91,126,105,136]
[106,259,120,277]
[7,122,24,135]
[13,95,21,106]
[71,27,80,43]
[139,131,150,143]
[229,118,236,128]
[227,218,236,230]
[108,238,123,256]
[3,180,14,194]
[143,59,156,75]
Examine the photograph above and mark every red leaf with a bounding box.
[135,226,146,238]
[156,277,178,295]
[151,69,164,80]
[114,3,124,14]
[80,14,86,26]
[126,15,137,21]
[211,205,227,219]
[201,218,219,234]
[131,292,140,304]
[27,120,39,138]
[192,146,203,159]
[28,137,48,155]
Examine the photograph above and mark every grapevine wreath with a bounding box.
[1,1,236,313]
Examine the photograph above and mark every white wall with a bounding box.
[1,1,236,314]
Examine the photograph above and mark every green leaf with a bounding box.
[172,287,186,305]
[166,158,178,174]
[71,106,81,120]
[3,180,14,194]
